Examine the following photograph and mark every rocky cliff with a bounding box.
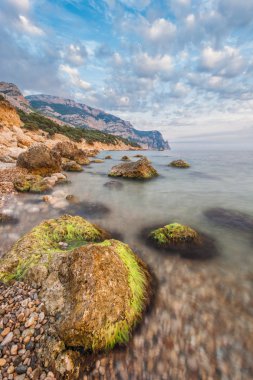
[27,95,169,150]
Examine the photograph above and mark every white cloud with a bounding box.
[113,52,123,66]
[146,18,176,42]
[61,44,87,66]
[59,64,91,90]
[201,46,245,77]
[134,52,174,80]
[19,15,44,35]
[171,82,189,97]
[8,0,30,11]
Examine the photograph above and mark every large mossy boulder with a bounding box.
[0,215,151,352]
[109,157,158,179]
[17,143,62,175]
[62,159,83,172]
[169,159,190,168]
[53,141,90,165]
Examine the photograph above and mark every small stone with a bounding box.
[10,344,18,355]
[1,332,13,346]
[7,365,15,374]
[1,327,10,337]
[0,358,6,366]
[16,365,27,374]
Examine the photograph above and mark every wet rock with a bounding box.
[134,154,144,158]
[0,215,110,283]
[169,159,190,168]
[204,207,253,231]
[17,143,62,176]
[90,159,104,163]
[64,201,111,218]
[103,180,124,190]
[144,222,218,259]
[52,141,90,165]
[62,160,83,172]
[0,212,18,225]
[65,194,79,204]
[121,155,130,161]
[104,155,112,159]
[109,158,158,179]
[14,174,52,193]
[43,240,151,350]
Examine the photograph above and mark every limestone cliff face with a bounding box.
[0,95,22,128]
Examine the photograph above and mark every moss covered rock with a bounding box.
[52,141,90,165]
[169,159,190,168]
[109,157,158,179]
[0,215,109,283]
[53,240,150,350]
[0,216,151,352]
[62,159,83,172]
[14,174,52,193]
[149,223,199,248]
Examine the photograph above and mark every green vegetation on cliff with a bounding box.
[17,109,140,147]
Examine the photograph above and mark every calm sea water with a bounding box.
[1,146,253,272]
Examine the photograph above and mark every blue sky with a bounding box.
[1,0,253,142]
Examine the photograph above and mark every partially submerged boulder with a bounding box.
[62,159,83,172]
[53,141,90,165]
[104,155,112,159]
[0,215,151,353]
[14,174,52,193]
[149,223,200,248]
[91,159,104,163]
[121,155,130,161]
[17,143,62,175]
[169,159,190,168]
[0,213,18,225]
[148,222,217,259]
[109,157,158,179]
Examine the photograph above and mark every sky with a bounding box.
[1,0,253,143]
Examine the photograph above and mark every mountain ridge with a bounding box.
[27,94,169,150]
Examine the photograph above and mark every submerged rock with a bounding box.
[16,143,62,175]
[0,213,18,225]
[104,155,112,159]
[204,207,253,231]
[134,154,144,158]
[91,159,104,163]
[52,141,90,165]
[121,155,130,161]
[62,159,83,172]
[147,222,218,259]
[0,216,151,354]
[169,159,190,168]
[103,180,124,190]
[109,158,158,179]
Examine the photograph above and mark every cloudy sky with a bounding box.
[1,0,253,142]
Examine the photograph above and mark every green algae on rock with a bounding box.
[109,157,158,179]
[56,239,151,350]
[0,215,109,283]
[149,223,199,248]
[0,216,151,353]
[62,159,83,172]
[169,159,190,168]
[14,174,51,193]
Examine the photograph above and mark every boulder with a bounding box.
[149,223,200,249]
[109,157,158,179]
[0,215,110,284]
[0,216,151,353]
[104,155,112,159]
[148,222,218,259]
[169,159,190,168]
[91,159,104,163]
[121,155,130,161]
[17,143,62,175]
[62,159,83,172]
[14,174,52,193]
[52,141,90,165]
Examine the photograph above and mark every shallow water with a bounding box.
[1,148,253,378]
